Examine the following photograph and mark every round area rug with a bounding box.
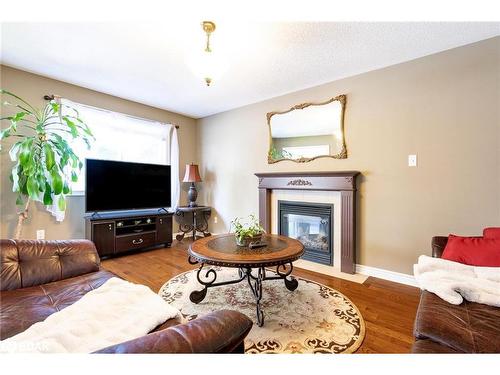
[159,267,365,354]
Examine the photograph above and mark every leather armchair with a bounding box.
[0,239,252,353]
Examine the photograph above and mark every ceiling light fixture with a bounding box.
[201,21,216,86]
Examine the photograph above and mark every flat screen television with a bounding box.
[85,159,171,212]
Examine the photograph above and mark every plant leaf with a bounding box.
[58,194,66,211]
[62,115,94,138]
[0,127,11,141]
[62,116,78,138]
[84,138,91,150]
[11,165,20,192]
[37,173,46,192]
[62,181,70,194]
[13,111,27,121]
[20,178,28,195]
[50,102,60,114]
[8,140,23,161]
[26,175,39,200]
[44,143,55,170]
[36,121,45,133]
[51,167,63,195]
[43,183,53,205]
[15,195,24,205]
[18,138,34,168]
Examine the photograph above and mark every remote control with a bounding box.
[249,241,267,249]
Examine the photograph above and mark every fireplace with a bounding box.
[278,201,333,265]
[255,171,360,274]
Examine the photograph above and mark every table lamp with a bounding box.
[183,163,202,207]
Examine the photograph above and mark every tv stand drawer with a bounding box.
[116,232,156,252]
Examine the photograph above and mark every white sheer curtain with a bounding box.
[46,99,179,221]
[169,126,180,209]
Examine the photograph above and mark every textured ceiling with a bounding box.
[1,22,499,118]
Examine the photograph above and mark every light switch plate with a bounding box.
[36,229,45,240]
[214,216,218,224]
[408,154,417,167]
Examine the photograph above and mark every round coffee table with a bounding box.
[188,233,304,326]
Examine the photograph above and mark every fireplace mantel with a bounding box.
[255,171,360,274]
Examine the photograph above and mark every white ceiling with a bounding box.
[1,22,499,119]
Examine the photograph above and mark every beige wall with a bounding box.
[0,66,198,240]
[197,37,500,274]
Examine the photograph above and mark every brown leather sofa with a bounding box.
[0,239,252,353]
[412,236,500,353]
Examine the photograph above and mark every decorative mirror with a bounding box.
[267,94,347,163]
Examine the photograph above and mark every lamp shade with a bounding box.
[183,164,202,183]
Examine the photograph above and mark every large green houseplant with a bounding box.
[0,90,93,239]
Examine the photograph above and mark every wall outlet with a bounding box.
[214,216,218,224]
[408,154,417,167]
[36,229,45,240]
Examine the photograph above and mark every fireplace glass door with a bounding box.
[278,201,333,265]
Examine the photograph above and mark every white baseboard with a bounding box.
[294,259,368,284]
[355,264,418,287]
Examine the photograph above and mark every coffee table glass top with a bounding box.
[189,233,304,266]
[207,234,288,254]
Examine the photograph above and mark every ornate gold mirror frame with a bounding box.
[267,94,347,164]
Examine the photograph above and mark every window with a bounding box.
[61,99,171,194]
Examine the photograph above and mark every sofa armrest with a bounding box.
[94,310,253,354]
[431,236,448,258]
[412,339,460,353]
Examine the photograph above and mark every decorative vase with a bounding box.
[235,233,263,247]
[187,182,198,207]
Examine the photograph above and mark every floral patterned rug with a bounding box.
[159,267,365,354]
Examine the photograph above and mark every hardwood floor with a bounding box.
[102,239,421,353]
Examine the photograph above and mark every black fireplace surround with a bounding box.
[278,200,333,266]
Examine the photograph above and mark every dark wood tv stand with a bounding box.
[85,210,173,258]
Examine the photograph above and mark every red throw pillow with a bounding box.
[483,227,500,239]
[442,234,500,267]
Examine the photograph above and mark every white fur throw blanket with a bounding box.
[0,277,180,353]
[414,255,500,307]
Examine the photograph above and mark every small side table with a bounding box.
[174,206,212,241]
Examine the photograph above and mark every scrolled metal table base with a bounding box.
[175,209,211,241]
[189,262,298,327]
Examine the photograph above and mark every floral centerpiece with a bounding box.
[231,214,265,247]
